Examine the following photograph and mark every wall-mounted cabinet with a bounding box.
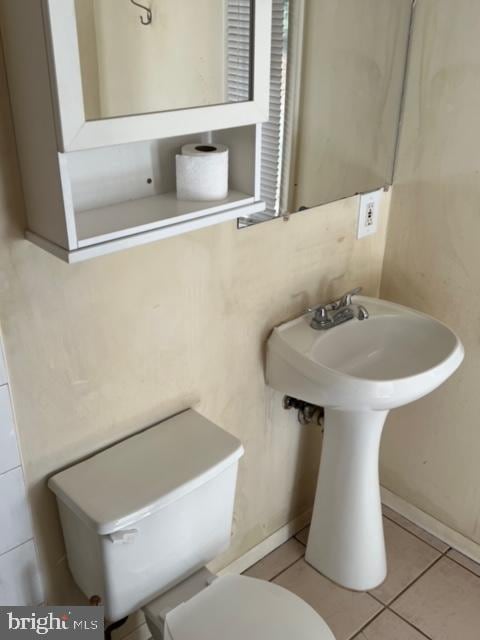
[0,0,271,262]
[26,125,263,263]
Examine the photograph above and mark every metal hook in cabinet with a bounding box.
[130,0,153,26]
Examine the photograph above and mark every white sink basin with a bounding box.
[266,295,464,591]
[267,296,463,411]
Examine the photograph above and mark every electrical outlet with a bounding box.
[357,189,382,239]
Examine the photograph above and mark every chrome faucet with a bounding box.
[309,287,369,330]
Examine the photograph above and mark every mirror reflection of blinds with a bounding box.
[260,0,289,215]
[226,0,252,103]
[227,0,289,216]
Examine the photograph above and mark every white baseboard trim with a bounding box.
[218,509,311,576]
[121,510,311,640]
[381,486,480,563]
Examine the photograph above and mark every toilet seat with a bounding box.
[164,574,335,640]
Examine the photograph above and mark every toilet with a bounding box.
[49,410,335,639]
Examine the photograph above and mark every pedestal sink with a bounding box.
[266,295,464,591]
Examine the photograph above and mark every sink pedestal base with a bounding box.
[305,408,388,591]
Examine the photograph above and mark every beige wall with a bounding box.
[0,42,390,603]
[380,0,480,544]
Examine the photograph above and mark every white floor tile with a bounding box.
[355,609,426,639]
[244,539,305,580]
[392,557,480,640]
[369,518,441,604]
[274,559,382,640]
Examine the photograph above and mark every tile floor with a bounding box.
[243,505,480,639]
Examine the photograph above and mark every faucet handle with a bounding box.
[339,286,362,308]
[310,305,329,320]
[307,286,362,316]
[306,302,335,315]
[309,304,334,330]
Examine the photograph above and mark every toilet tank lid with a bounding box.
[48,410,244,535]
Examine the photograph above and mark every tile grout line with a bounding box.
[254,517,480,639]
[358,532,451,638]
[267,553,307,584]
[0,463,22,478]
[367,591,388,607]
[346,606,386,640]
[444,553,480,580]
[383,504,480,577]
[293,548,377,596]
[294,534,306,546]
[385,610,433,640]
[383,512,451,555]
[384,553,445,610]
[0,536,35,560]
[290,528,443,637]
[287,547,391,639]
[296,517,449,608]
[299,512,450,557]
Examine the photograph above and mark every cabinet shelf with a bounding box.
[26,196,265,263]
[76,190,256,247]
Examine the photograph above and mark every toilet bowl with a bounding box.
[144,570,334,640]
[49,410,335,639]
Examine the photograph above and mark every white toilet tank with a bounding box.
[48,410,244,622]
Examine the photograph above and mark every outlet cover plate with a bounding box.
[357,189,382,239]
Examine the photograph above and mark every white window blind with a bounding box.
[227,0,290,218]
[226,0,252,103]
[260,0,289,216]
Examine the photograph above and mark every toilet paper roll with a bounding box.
[176,143,229,202]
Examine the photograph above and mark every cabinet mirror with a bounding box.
[75,0,253,121]
[43,0,270,151]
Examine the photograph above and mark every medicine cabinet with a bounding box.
[0,0,272,262]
